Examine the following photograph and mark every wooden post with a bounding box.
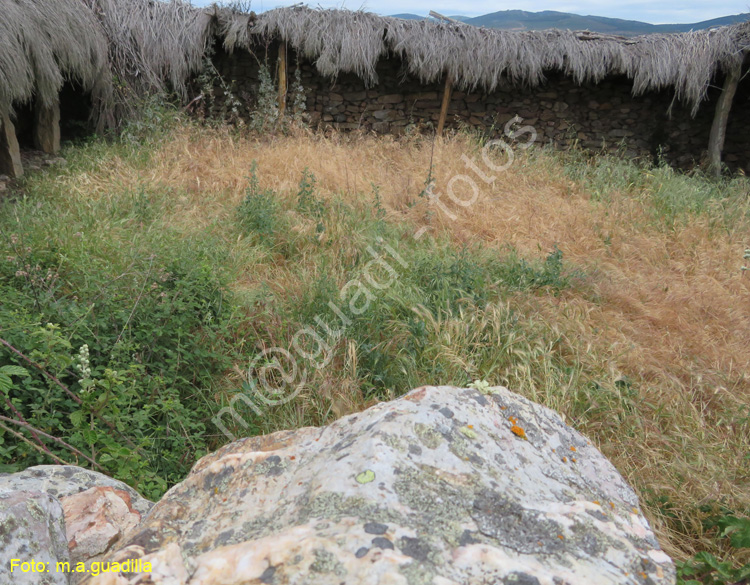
[708,63,741,177]
[436,73,453,137]
[278,42,288,118]
[0,113,23,179]
[33,98,61,155]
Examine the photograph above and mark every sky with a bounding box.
[191,1,750,24]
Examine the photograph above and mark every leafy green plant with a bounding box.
[0,185,238,498]
[249,61,279,134]
[0,365,29,394]
[289,65,308,125]
[237,162,285,245]
[195,37,246,127]
[677,552,750,585]
[677,514,750,585]
[296,168,326,234]
[371,183,386,220]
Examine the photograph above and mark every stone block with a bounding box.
[377,94,404,104]
[406,92,437,101]
[373,109,401,122]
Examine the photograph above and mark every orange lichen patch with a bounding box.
[570,446,577,452]
[507,415,527,439]
[632,507,639,514]
[593,500,601,505]
[500,406,507,410]
[467,425,474,429]
[610,502,616,509]
[562,456,568,463]
[571,457,577,463]
[558,534,565,540]
[510,424,527,440]
[289,456,296,460]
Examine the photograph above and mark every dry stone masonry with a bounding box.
[212,45,750,172]
[0,385,677,584]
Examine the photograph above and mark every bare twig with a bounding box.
[0,423,73,466]
[0,415,104,471]
[5,398,52,457]
[113,255,154,348]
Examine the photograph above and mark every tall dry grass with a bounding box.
[46,122,750,563]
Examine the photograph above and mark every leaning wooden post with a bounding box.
[277,41,288,118]
[436,73,453,138]
[708,62,741,177]
[0,112,23,178]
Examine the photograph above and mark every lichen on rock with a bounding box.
[79,385,674,584]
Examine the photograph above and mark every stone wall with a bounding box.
[211,42,749,171]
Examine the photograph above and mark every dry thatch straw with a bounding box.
[1,1,748,128]
[249,8,390,85]
[250,6,750,115]
[0,0,215,128]
[217,6,256,53]
[0,0,109,118]
[83,0,215,128]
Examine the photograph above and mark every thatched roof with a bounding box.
[248,6,750,115]
[0,0,212,128]
[0,0,109,117]
[85,0,213,126]
[0,1,748,126]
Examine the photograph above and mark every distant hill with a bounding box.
[390,13,424,20]
[389,10,750,36]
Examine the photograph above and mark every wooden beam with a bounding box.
[429,11,463,24]
[708,63,741,177]
[0,113,23,179]
[278,41,288,118]
[436,73,453,138]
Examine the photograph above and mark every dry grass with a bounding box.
[49,123,750,563]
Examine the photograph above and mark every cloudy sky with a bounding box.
[192,1,749,24]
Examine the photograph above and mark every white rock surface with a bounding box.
[86,385,675,585]
[0,490,70,585]
[0,466,152,517]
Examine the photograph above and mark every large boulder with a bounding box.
[0,466,153,584]
[87,385,675,585]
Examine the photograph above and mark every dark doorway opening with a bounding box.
[12,102,35,150]
[60,82,93,143]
